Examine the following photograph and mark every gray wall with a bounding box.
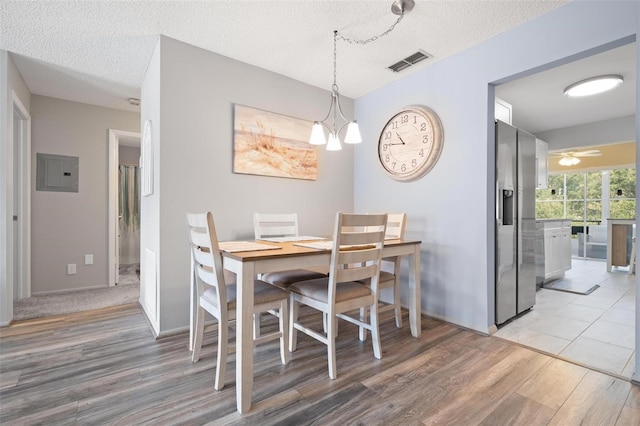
[140,36,355,335]
[0,51,31,324]
[30,95,140,293]
[353,1,638,333]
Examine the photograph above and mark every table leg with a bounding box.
[236,262,255,413]
[409,245,421,337]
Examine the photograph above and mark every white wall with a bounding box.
[537,115,636,150]
[0,51,31,325]
[30,95,139,294]
[140,39,161,332]
[354,1,639,334]
[140,36,356,335]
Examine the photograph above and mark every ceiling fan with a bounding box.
[550,149,602,166]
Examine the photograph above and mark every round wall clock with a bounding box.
[377,105,444,182]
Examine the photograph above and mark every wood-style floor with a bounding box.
[1,303,639,425]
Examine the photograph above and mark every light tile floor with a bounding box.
[494,258,636,379]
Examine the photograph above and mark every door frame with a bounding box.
[12,90,31,300]
[108,129,141,287]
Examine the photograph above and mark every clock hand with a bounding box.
[395,132,406,145]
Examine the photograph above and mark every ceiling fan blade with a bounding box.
[574,150,601,156]
[550,149,602,158]
[576,152,602,157]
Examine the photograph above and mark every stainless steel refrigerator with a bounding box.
[495,120,536,325]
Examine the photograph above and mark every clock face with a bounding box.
[378,106,443,182]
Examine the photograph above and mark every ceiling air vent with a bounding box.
[388,50,431,73]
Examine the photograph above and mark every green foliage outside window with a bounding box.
[610,200,635,219]
[610,168,636,198]
[535,168,635,222]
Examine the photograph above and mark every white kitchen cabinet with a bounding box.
[535,138,548,189]
[543,227,562,279]
[538,220,572,282]
[495,97,512,124]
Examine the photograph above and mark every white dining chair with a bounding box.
[288,212,387,380]
[254,213,327,288]
[339,213,407,340]
[187,212,289,390]
[363,213,407,333]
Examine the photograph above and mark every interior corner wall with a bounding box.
[30,95,140,294]
[142,36,355,335]
[635,2,640,384]
[1,51,31,325]
[0,50,7,325]
[140,39,161,334]
[353,1,639,334]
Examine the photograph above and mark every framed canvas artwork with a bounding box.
[233,104,317,180]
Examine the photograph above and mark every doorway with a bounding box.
[493,41,637,379]
[12,91,31,302]
[118,155,141,285]
[108,129,141,286]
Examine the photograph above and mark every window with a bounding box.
[536,167,636,259]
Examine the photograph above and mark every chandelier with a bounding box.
[309,0,415,151]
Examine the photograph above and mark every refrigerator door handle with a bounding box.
[503,189,514,226]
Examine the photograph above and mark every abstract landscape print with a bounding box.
[233,104,318,180]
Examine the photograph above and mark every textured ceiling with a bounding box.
[0,0,568,114]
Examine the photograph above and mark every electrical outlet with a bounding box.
[67,263,77,275]
[85,254,94,265]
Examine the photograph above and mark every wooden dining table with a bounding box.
[188,238,422,414]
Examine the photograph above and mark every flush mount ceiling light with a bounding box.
[309,0,415,151]
[563,74,624,97]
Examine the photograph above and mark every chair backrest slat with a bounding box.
[338,248,382,265]
[254,213,299,239]
[340,230,385,246]
[336,263,379,283]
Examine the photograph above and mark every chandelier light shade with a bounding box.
[563,74,624,97]
[559,156,580,166]
[326,133,342,151]
[344,121,362,144]
[309,122,327,145]
[309,0,414,151]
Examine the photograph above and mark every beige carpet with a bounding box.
[12,265,140,321]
